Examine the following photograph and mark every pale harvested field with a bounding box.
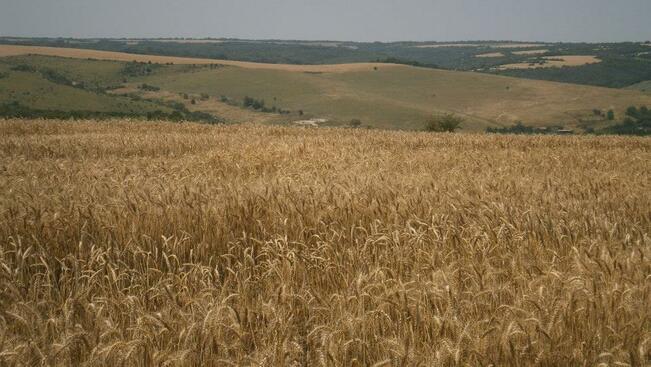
[124,40,226,45]
[415,43,547,49]
[415,43,481,48]
[512,49,550,55]
[498,55,601,70]
[0,119,649,366]
[490,43,548,49]
[150,39,226,44]
[475,52,505,58]
[0,45,396,73]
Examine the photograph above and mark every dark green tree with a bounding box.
[350,119,362,128]
[426,114,463,132]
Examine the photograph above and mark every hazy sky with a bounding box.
[1,0,650,42]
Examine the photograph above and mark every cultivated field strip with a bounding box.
[0,120,649,366]
[0,45,395,73]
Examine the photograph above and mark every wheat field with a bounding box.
[0,119,649,366]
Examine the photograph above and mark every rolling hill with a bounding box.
[627,80,651,94]
[2,45,651,131]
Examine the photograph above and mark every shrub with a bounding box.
[243,96,266,111]
[626,106,638,118]
[426,114,463,132]
[597,105,651,135]
[243,96,254,108]
[486,122,567,135]
[0,101,223,124]
[10,64,35,72]
[40,69,73,86]
[121,62,160,77]
[138,84,161,92]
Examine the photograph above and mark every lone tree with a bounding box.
[426,113,463,132]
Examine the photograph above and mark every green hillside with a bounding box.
[2,53,651,132]
[627,80,651,94]
[138,61,651,131]
[4,38,651,88]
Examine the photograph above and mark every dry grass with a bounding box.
[490,44,549,49]
[512,49,550,56]
[149,39,227,44]
[415,44,482,48]
[414,43,546,49]
[475,52,505,58]
[498,56,602,70]
[0,45,395,73]
[0,119,650,366]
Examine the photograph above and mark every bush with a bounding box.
[350,119,362,127]
[40,69,73,86]
[607,110,615,120]
[599,118,651,136]
[243,96,254,108]
[597,105,651,136]
[10,64,35,72]
[121,62,160,77]
[425,114,463,132]
[252,99,264,110]
[486,122,567,135]
[243,96,266,111]
[0,101,224,124]
[138,84,160,92]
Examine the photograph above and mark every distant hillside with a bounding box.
[626,80,651,94]
[1,46,650,132]
[2,38,651,88]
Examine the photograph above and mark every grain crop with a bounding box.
[0,119,649,366]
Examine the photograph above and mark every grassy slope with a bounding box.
[4,55,127,87]
[2,49,651,130]
[140,64,651,131]
[4,41,651,88]
[626,80,651,94]
[0,71,167,113]
[0,56,172,114]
